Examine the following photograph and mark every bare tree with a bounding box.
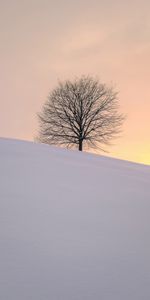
[37,76,124,151]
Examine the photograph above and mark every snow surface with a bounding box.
[0,138,150,300]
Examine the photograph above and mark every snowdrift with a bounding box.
[0,138,150,300]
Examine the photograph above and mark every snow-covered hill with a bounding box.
[0,138,150,300]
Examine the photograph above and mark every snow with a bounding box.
[0,138,150,300]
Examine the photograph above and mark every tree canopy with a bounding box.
[38,76,124,151]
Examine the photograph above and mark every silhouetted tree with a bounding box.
[37,76,124,151]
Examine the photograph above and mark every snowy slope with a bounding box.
[0,138,150,300]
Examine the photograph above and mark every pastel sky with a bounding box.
[0,0,150,164]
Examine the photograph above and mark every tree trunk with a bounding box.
[79,140,83,151]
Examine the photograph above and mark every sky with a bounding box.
[0,0,150,165]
